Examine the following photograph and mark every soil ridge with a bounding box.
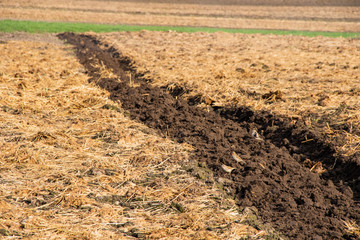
[58,32,360,239]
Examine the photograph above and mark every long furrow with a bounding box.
[58,32,360,239]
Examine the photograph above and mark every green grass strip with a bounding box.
[1,19,359,38]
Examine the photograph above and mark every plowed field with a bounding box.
[0,34,271,239]
[2,0,360,238]
[1,0,360,32]
[56,32,360,239]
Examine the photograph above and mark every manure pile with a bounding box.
[59,32,360,239]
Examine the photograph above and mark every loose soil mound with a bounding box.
[58,32,360,239]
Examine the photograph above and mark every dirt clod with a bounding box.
[262,90,284,103]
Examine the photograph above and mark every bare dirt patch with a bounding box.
[58,32,360,239]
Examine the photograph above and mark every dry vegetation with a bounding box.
[2,0,360,20]
[98,31,360,157]
[0,37,267,239]
[1,0,360,32]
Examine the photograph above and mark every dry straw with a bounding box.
[0,37,266,239]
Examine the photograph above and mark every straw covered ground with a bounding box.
[57,31,360,239]
[1,0,360,32]
[1,30,360,238]
[98,31,360,159]
[0,34,270,239]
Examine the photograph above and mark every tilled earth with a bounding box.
[58,32,360,239]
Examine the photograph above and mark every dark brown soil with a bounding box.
[58,32,360,240]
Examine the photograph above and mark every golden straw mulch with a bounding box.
[98,31,360,157]
[0,38,267,239]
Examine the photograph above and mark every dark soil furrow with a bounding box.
[215,106,360,199]
[58,32,360,240]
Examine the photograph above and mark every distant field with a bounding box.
[1,0,360,32]
[115,0,360,6]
